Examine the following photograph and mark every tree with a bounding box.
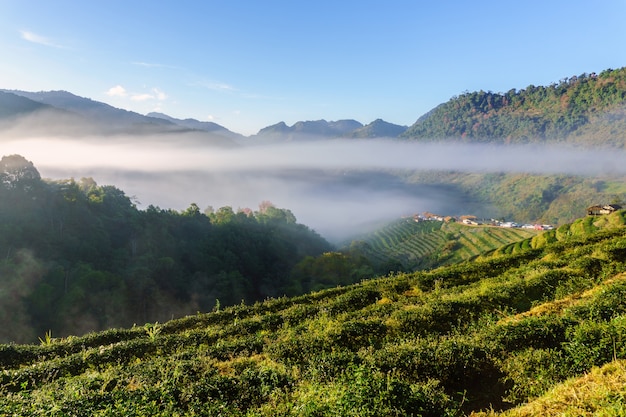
[211,206,236,224]
[182,203,202,217]
[0,154,41,190]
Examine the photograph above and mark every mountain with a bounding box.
[0,90,238,146]
[250,118,407,142]
[402,67,626,147]
[344,118,407,138]
[2,211,626,415]
[0,90,99,136]
[250,119,363,142]
[2,89,175,131]
[147,112,245,141]
[0,91,51,118]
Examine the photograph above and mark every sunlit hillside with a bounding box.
[2,211,626,415]
[344,217,539,271]
[403,67,626,147]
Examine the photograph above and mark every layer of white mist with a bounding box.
[7,138,626,175]
[3,137,625,241]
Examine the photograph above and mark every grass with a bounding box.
[474,360,626,417]
[500,272,626,324]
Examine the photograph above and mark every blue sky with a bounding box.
[1,0,625,135]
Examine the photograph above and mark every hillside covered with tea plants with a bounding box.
[343,217,539,271]
[2,211,626,415]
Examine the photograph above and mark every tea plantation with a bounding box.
[2,211,626,415]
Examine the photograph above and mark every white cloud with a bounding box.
[130,93,153,102]
[152,88,167,101]
[107,86,167,103]
[130,88,167,102]
[106,85,128,97]
[213,83,235,91]
[20,30,64,48]
[196,80,237,92]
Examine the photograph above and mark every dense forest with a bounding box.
[403,67,626,145]
[2,211,626,415]
[0,155,385,343]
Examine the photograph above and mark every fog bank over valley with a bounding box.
[4,136,626,241]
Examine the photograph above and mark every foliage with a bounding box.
[403,68,626,145]
[2,211,626,415]
[0,157,333,342]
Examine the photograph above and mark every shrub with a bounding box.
[566,281,626,321]
[498,347,569,404]
[287,364,458,417]
[326,288,380,315]
[328,319,387,350]
[485,315,572,351]
[562,317,626,374]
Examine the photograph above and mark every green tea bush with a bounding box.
[553,277,594,301]
[288,364,458,417]
[206,334,264,361]
[326,288,380,315]
[484,316,572,351]
[392,303,455,336]
[328,319,387,350]
[281,303,320,326]
[305,349,360,382]
[604,239,626,262]
[0,344,39,369]
[371,336,497,393]
[522,269,582,306]
[417,249,543,292]
[562,316,626,374]
[498,347,569,404]
[267,330,331,365]
[260,312,284,330]
[567,281,626,321]
[231,364,293,409]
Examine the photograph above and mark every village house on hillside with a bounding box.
[587,204,622,216]
[413,212,452,222]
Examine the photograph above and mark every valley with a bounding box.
[2,66,626,415]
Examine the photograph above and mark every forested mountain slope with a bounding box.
[2,211,626,415]
[403,67,626,146]
[0,155,335,343]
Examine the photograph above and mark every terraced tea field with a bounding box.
[351,218,539,270]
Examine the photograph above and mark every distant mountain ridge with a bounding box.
[0,91,52,118]
[147,112,244,141]
[1,89,173,130]
[0,90,237,146]
[250,119,364,142]
[0,89,406,142]
[345,118,408,138]
[3,66,626,146]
